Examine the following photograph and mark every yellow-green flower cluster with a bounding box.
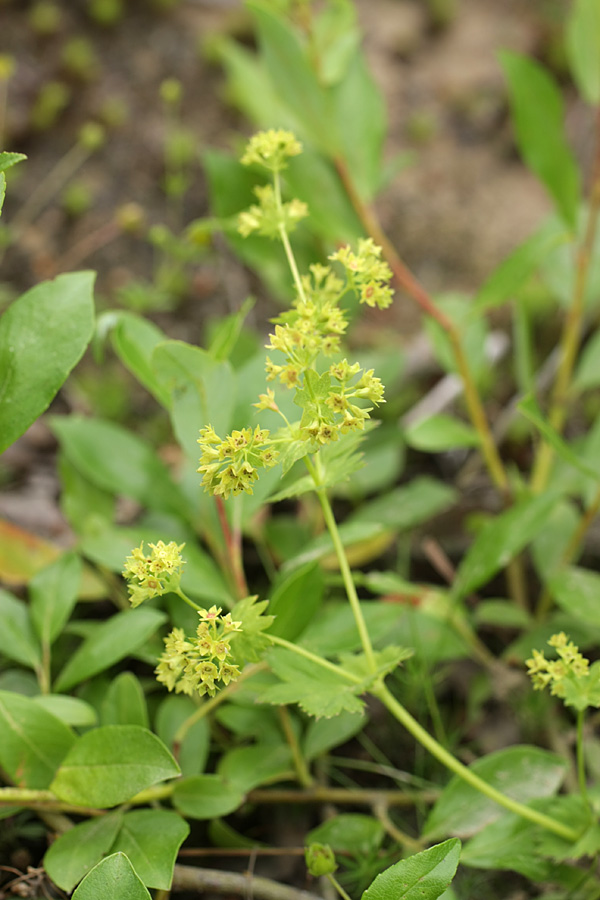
[240,129,302,171]
[197,424,278,499]
[155,606,242,697]
[330,238,394,310]
[526,632,590,698]
[238,184,308,240]
[123,541,185,608]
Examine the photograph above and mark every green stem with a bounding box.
[273,169,308,305]
[267,633,360,684]
[0,787,103,816]
[304,455,377,674]
[175,587,202,612]
[279,705,313,788]
[326,873,352,900]
[577,709,593,818]
[372,681,580,842]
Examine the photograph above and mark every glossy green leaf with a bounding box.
[44,812,124,891]
[0,589,41,670]
[33,694,98,728]
[29,551,82,647]
[473,219,566,313]
[423,746,566,839]
[109,311,170,407]
[110,810,189,889]
[268,562,325,640]
[362,839,461,900]
[549,566,600,628]
[101,672,149,728]
[452,492,559,599]
[0,272,95,454]
[249,1,338,153]
[0,690,75,788]
[54,607,166,693]
[50,725,180,808]
[308,814,383,856]
[217,742,293,792]
[405,414,480,452]
[155,694,210,776]
[52,416,186,519]
[172,774,244,819]
[72,853,152,900]
[567,0,600,104]
[500,52,580,229]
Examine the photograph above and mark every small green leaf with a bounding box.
[453,492,559,599]
[0,272,95,454]
[518,394,599,482]
[461,814,550,880]
[50,725,180,808]
[549,566,600,628]
[0,690,75,788]
[349,477,457,530]
[33,695,97,728]
[54,607,166,693]
[0,151,27,173]
[29,551,82,647]
[44,812,124,891]
[172,774,244,819]
[362,839,461,900]
[405,414,480,452]
[110,810,189,889]
[308,814,384,857]
[101,672,149,728]
[217,742,293,792]
[303,710,365,761]
[424,746,566,839]
[567,0,600,104]
[500,52,580,229]
[155,694,210,777]
[573,329,600,392]
[72,853,152,900]
[109,311,170,407]
[0,589,41,670]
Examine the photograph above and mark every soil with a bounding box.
[0,0,592,894]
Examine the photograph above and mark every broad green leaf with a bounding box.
[101,672,149,728]
[0,271,95,453]
[54,607,166,693]
[44,812,124,891]
[303,710,365,761]
[110,810,189,890]
[349,477,457,529]
[155,694,210,776]
[549,566,600,628]
[0,519,63,587]
[208,296,255,362]
[50,725,180,808]
[452,491,559,599]
[461,814,552,880]
[0,690,75,788]
[268,562,325,640]
[362,839,461,900]
[473,600,531,630]
[58,453,116,539]
[312,0,360,86]
[333,50,386,200]
[500,52,580,229]
[567,0,600,104]
[423,746,566,839]
[33,695,98,728]
[405,414,480,452]
[249,1,338,153]
[152,341,236,460]
[109,311,170,407]
[217,742,293,792]
[473,219,566,313]
[260,647,365,718]
[531,499,580,581]
[29,551,82,647]
[172,774,244,819]
[0,589,41,670]
[72,853,151,900]
[51,416,186,519]
[286,147,363,241]
[308,814,384,856]
[518,394,599,482]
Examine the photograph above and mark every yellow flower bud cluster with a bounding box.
[123,541,185,608]
[526,632,590,698]
[330,238,394,310]
[155,606,242,697]
[197,424,278,499]
[240,129,303,171]
[238,184,308,239]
